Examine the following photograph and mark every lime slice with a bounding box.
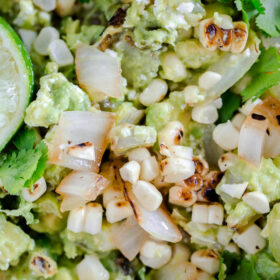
[0,16,34,150]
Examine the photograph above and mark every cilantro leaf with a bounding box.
[256,0,280,37]
[0,140,48,195]
[227,259,261,280]
[13,127,36,150]
[217,91,241,124]
[241,47,280,101]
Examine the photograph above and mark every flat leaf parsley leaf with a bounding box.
[241,47,280,101]
[0,129,48,195]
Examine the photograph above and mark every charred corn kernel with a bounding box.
[128,147,151,162]
[106,199,133,223]
[158,121,184,147]
[140,156,160,182]
[213,121,239,151]
[22,177,47,202]
[218,152,238,171]
[120,160,141,184]
[140,240,172,269]
[161,158,195,183]
[169,186,197,207]
[191,249,220,275]
[139,79,168,106]
[132,180,162,211]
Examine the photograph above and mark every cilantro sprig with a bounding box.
[0,128,48,195]
[241,47,280,101]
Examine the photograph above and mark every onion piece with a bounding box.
[56,0,75,17]
[60,195,86,212]
[205,36,260,101]
[238,113,268,167]
[111,216,149,261]
[49,111,114,172]
[56,170,109,211]
[75,45,122,100]
[124,184,182,243]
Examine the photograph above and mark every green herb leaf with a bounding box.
[256,0,280,37]
[217,91,241,124]
[227,259,261,280]
[13,127,36,150]
[0,140,48,195]
[241,47,280,101]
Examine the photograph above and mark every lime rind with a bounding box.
[0,16,34,151]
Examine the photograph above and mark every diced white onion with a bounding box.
[22,177,47,202]
[33,0,56,12]
[232,113,246,130]
[34,26,59,56]
[169,145,193,160]
[56,171,109,207]
[103,185,124,208]
[242,191,270,214]
[139,79,168,106]
[48,39,74,67]
[49,111,115,172]
[76,255,109,280]
[132,180,162,211]
[67,206,85,233]
[67,142,95,161]
[239,98,262,116]
[18,29,37,52]
[238,114,268,167]
[60,195,86,212]
[106,199,133,223]
[219,182,248,199]
[213,121,239,151]
[120,161,141,184]
[192,104,218,124]
[140,156,160,182]
[76,45,122,100]
[111,216,148,261]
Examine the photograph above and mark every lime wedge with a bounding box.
[0,16,34,150]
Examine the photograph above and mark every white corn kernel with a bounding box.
[18,29,37,52]
[208,203,224,225]
[76,255,109,280]
[217,226,233,246]
[128,148,151,162]
[184,85,203,105]
[161,158,195,183]
[232,224,266,254]
[191,249,220,275]
[242,191,270,214]
[33,0,56,12]
[199,71,222,91]
[120,161,141,184]
[34,26,59,56]
[140,240,172,269]
[67,206,86,233]
[218,152,238,172]
[140,156,160,182]
[56,0,76,17]
[132,180,162,211]
[139,79,168,106]
[232,113,246,130]
[225,243,240,254]
[239,98,262,116]
[67,142,95,161]
[219,182,248,199]
[48,39,74,67]
[169,145,193,160]
[83,203,103,235]
[192,203,209,224]
[159,143,171,157]
[103,185,123,208]
[192,104,218,124]
[213,121,239,151]
[22,177,47,202]
[169,186,197,207]
[158,121,184,147]
[213,98,223,109]
[197,271,212,280]
[161,52,188,82]
[106,199,133,223]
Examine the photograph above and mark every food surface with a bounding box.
[0,0,280,279]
